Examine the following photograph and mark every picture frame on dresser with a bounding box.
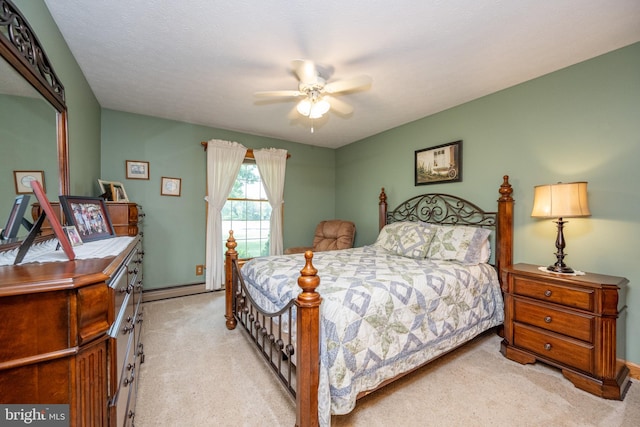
[59,195,116,242]
[63,225,83,247]
[98,179,129,202]
[1,195,31,240]
[14,181,75,264]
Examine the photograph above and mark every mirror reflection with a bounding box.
[0,54,60,242]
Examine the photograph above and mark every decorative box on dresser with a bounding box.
[500,263,630,400]
[0,204,145,426]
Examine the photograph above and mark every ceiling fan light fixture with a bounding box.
[297,97,330,119]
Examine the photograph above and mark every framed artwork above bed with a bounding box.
[415,140,462,185]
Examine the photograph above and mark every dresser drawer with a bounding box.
[513,276,594,311]
[513,298,594,342]
[513,323,594,373]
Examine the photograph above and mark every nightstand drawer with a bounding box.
[513,299,594,342]
[513,323,594,373]
[513,276,594,311]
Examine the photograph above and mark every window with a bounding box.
[222,162,271,259]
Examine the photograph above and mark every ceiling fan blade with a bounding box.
[254,90,302,98]
[326,96,354,115]
[324,75,372,94]
[291,59,319,84]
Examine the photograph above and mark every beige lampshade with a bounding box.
[531,182,591,218]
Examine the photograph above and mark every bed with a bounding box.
[224,175,514,427]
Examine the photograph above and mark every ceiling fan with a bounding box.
[255,59,372,123]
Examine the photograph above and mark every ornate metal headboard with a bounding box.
[385,193,497,228]
[377,176,514,272]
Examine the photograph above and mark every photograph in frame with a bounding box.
[1,195,31,240]
[98,179,129,202]
[161,177,181,197]
[63,225,83,247]
[13,170,45,194]
[126,160,150,180]
[59,195,116,242]
[415,140,462,186]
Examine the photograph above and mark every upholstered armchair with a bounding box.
[284,220,356,255]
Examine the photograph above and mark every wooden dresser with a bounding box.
[0,208,145,426]
[500,263,630,400]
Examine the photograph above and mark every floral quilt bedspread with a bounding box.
[240,245,504,426]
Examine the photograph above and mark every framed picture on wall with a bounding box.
[13,170,45,194]
[161,177,181,196]
[414,140,462,186]
[126,160,150,180]
[59,195,116,242]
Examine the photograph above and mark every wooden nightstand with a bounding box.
[500,263,630,400]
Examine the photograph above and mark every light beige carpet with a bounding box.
[135,292,639,426]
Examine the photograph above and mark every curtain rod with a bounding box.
[201,142,291,158]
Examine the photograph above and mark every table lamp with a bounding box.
[531,181,591,273]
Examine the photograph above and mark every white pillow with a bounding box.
[478,239,491,264]
[374,221,435,259]
[427,225,492,265]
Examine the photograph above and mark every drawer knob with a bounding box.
[544,316,552,323]
[544,290,552,297]
[544,343,552,351]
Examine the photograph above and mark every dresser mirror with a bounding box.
[0,0,68,246]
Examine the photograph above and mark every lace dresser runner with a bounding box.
[0,236,135,266]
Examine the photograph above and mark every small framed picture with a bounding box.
[1,195,31,240]
[415,140,462,186]
[98,179,129,202]
[59,195,116,242]
[14,170,45,194]
[126,160,150,180]
[161,177,181,197]
[63,225,83,247]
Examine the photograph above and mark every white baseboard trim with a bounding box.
[142,283,209,302]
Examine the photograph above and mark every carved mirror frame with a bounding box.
[0,0,69,195]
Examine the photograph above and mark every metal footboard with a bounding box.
[231,258,297,398]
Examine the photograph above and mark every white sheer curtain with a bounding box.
[205,139,247,290]
[254,148,288,255]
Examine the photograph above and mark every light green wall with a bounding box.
[100,109,335,289]
[0,94,57,238]
[336,43,640,364]
[14,0,102,196]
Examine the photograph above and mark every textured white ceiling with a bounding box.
[44,0,640,149]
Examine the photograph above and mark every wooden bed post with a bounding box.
[225,231,238,330]
[295,251,322,427]
[496,175,514,290]
[379,187,387,231]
